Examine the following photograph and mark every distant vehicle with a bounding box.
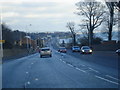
[40,47,52,58]
[58,47,67,53]
[72,46,80,52]
[81,46,92,54]
[116,49,120,55]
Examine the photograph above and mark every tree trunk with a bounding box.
[89,30,93,46]
[108,3,114,41]
[73,34,76,46]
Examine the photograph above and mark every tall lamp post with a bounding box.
[0,4,3,63]
[0,4,2,90]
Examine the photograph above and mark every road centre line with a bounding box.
[105,75,120,81]
[35,78,39,81]
[67,64,73,67]
[88,67,99,73]
[95,75,119,85]
[81,65,85,66]
[75,67,86,73]
[62,61,66,63]
[26,72,29,74]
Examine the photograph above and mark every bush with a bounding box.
[79,37,102,45]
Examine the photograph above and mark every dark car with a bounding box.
[116,49,120,55]
[58,47,67,53]
[72,46,80,52]
[81,46,92,54]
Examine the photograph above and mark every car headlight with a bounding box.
[90,50,92,52]
[82,50,84,52]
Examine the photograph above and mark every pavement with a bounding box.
[0,58,2,90]
[2,47,120,88]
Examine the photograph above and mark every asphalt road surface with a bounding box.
[3,47,120,88]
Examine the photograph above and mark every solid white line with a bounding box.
[95,75,119,85]
[76,68,86,73]
[106,75,120,81]
[88,67,99,73]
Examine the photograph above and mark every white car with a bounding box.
[40,47,52,58]
[81,46,92,54]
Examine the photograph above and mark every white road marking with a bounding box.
[62,61,66,63]
[26,72,29,74]
[88,67,99,73]
[27,81,31,85]
[35,78,39,81]
[76,67,86,73]
[95,75,119,85]
[31,63,34,65]
[81,65,85,66]
[106,75,120,81]
[67,64,73,67]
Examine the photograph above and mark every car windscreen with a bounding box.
[74,46,79,48]
[82,47,90,49]
[60,48,66,50]
[41,49,50,51]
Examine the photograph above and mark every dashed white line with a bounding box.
[76,67,86,73]
[67,64,73,67]
[81,65,85,66]
[35,78,39,81]
[27,81,31,85]
[60,59,62,61]
[106,75,120,81]
[62,61,66,63]
[95,75,119,85]
[88,67,99,73]
[26,72,29,74]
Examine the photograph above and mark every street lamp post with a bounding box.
[0,4,3,63]
[0,4,3,90]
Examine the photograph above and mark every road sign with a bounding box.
[0,40,5,43]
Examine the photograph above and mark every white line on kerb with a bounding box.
[95,75,119,85]
[76,68,86,73]
[106,75,120,81]
[88,67,99,73]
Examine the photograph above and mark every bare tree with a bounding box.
[112,1,120,11]
[102,10,118,40]
[105,2,116,41]
[66,22,76,46]
[76,1,106,46]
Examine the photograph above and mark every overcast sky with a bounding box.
[1,0,116,33]
[0,0,83,33]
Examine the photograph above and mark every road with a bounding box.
[2,47,120,88]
